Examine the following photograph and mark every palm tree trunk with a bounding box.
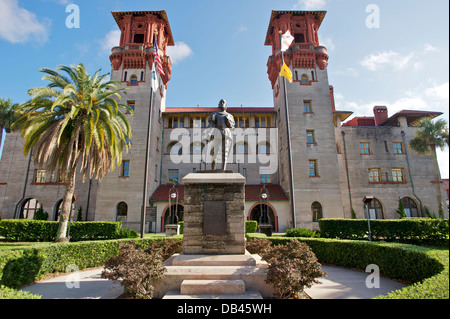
[55,167,77,242]
[430,144,444,216]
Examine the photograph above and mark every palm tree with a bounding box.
[13,64,133,242]
[0,98,19,161]
[409,118,449,218]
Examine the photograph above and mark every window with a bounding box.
[402,197,418,218]
[304,100,312,113]
[235,116,249,128]
[190,142,203,154]
[301,74,309,85]
[236,142,248,154]
[169,143,182,155]
[190,116,206,128]
[260,173,271,184]
[242,168,247,178]
[116,202,128,222]
[167,116,184,128]
[366,198,384,219]
[258,142,270,154]
[133,34,144,44]
[130,75,138,85]
[392,168,405,182]
[309,160,318,177]
[312,202,323,222]
[360,142,371,155]
[306,130,315,144]
[123,71,128,82]
[294,33,305,43]
[255,115,272,128]
[121,160,130,177]
[126,101,135,114]
[393,142,405,154]
[140,71,144,82]
[34,170,46,183]
[168,169,179,184]
[21,198,41,219]
[369,168,381,182]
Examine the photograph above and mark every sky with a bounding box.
[0,0,448,177]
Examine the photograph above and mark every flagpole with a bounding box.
[140,34,157,238]
[279,30,297,228]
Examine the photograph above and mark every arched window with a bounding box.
[312,202,323,222]
[402,197,418,217]
[130,75,138,85]
[366,198,384,219]
[167,142,182,155]
[301,74,309,85]
[21,198,41,219]
[116,202,128,222]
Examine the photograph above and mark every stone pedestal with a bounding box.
[165,224,180,237]
[182,172,246,255]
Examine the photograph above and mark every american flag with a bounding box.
[154,36,165,76]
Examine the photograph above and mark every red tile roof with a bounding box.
[150,184,289,201]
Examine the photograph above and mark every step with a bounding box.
[163,290,263,299]
[180,279,246,295]
[171,253,257,266]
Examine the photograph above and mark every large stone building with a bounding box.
[0,10,447,233]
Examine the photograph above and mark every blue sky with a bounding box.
[0,0,448,177]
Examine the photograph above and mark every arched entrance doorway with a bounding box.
[162,204,184,231]
[249,203,277,232]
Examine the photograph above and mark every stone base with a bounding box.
[153,252,275,299]
[182,173,246,255]
[165,224,180,237]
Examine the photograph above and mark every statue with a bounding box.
[207,99,235,171]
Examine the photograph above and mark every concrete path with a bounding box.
[20,265,406,299]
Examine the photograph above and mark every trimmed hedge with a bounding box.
[247,233,449,299]
[319,218,449,245]
[0,237,180,290]
[245,220,258,234]
[0,219,124,242]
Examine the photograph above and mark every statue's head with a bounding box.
[218,99,227,111]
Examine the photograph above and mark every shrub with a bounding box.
[285,227,320,238]
[245,220,258,233]
[246,238,326,299]
[101,240,182,299]
[0,219,123,242]
[117,228,139,239]
[318,218,449,245]
[0,285,41,299]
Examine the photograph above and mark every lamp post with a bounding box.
[363,196,374,241]
[259,185,272,236]
[166,184,180,236]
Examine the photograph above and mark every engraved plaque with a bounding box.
[203,201,226,235]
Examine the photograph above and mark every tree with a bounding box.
[13,64,133,242]
[409,118,449,218]
[0,99,19,160]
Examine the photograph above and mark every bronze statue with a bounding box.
[207,99,235,170]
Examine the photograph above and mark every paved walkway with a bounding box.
[21,265,406,299]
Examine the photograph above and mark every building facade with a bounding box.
[0,10,447,233]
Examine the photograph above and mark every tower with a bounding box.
[265,11,344,228]
[93,11,174,232]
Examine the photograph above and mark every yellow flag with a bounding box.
[280,61,293,83]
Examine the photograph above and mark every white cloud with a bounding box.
[167,42,193,64]
[424,44,440,53]
[0,0,50,44]
[320,36,335,51]
[293,0,328,9]
[360,50,414,71]
[101,29,121,52]
[233,25,248,38]
[425,82,449,101]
